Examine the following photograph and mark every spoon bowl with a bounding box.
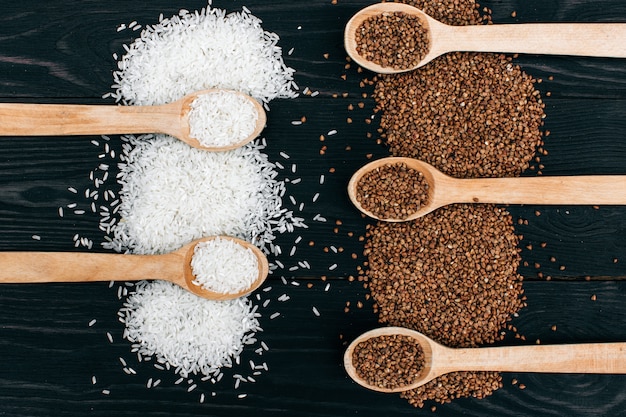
[0,236,269,301]
[347,157,441,222]
[345,326,626,393]
[0,89,266,151]
[345,2,626,74]
[344,327,438,393]
[344,3,437,73]
[175,236,269,300]
[348,156,626,222]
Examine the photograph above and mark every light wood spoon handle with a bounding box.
[438,23,626,58]
[0,102,183,138]
[443,342,626,375]
[0,251,181,283]
[441,175,626,207]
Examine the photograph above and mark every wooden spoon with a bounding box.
[344,327,626,393]
[0,236,269,301]
[344,2,626,74]
[0,89,266,151]
[348,156,626,222]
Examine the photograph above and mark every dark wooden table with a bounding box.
[0,0,625,416]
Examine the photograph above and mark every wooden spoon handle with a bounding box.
[444,23,626,58]
[0,103,181,137]
[447,342,626,374]
[448,175,626,206]
[0,251,179,283]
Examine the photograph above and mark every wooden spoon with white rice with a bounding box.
[0,236,269,300]
[0,89,266,151]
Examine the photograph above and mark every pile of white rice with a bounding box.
[101,3,301,382]
[111,6,297,106]
[102,135,302,256]
[191,237,259,294]
[120,280,261,378]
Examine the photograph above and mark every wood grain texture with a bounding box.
[0,0,625,416]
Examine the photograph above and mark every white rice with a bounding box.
[111,6,298,106]
[101,3,303,384]
[188,91,259,148]
[102,135,303,255]
[120,280,261,378]
[191,238,258,294]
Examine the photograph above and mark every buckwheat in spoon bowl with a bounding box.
[0,236,269,301]
[344,2,626,74]
[0,88,266,151]
[348,156,626,222]
[344,327,626,393]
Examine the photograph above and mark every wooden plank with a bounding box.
[0,280,624,416]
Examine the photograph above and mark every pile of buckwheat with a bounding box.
[355,11,430,71]
[355,0,545,408]
[360,204,525,405]
[373,52,545,178]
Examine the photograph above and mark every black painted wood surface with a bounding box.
[0,0,625,416]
